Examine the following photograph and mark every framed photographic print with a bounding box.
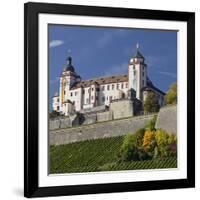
[24,2,195,198]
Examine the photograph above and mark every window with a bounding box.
[70,92,73,96]
[107,85,110,90]
[117,84,119,89]
[142,71,145,77]
[92,87,94,91]
[91,96,94,100]
[142,80,145,86]
[83,90,85,94]
[57,98,59,102]
[75,91,77,96]
[86,98,89,104]
[126,83,128,88]
[112,84,114,90]
[134,71,136,76]
[102,97,105,102]
[96,96,98,101]
[109,96,113,101]
[133,65,135,70]
[96,88,100,92]
[102,85,105,91]
[64,90,66,95]
[57,106,59,110]
[121,83,124,89]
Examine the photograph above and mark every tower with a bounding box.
[59,53,81,113]
[128,43,147,100]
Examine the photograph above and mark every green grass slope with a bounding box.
[50,136,177,174]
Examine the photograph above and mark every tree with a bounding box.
[118,128,148,161]
[164,82,177,105]
[144,92,160,113]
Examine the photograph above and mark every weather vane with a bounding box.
[136,42,139,49]
[67,49,71,55]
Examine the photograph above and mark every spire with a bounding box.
[133,43,144,59]
[66,49,72,65]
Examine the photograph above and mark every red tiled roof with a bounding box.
[71,74,128,89]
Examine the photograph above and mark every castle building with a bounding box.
[52,46,165,116]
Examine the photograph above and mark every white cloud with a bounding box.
[104,62,128,76]
[158,71,177,79]
[49,40,64,48]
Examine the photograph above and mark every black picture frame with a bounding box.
[24,2,195,198]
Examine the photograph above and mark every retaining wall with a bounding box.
[155,105,177,134]
[50,114,155,145]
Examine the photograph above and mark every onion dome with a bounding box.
[63,56,75,72]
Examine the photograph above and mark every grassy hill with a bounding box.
[50,136,177,174]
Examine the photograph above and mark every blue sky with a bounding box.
[49,25,177,110]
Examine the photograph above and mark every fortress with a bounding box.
[52,45,165,116]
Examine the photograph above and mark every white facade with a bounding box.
[52,95,59,112]
[52,47,165,116]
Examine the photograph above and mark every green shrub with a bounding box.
[144,92,160,113]
[165,82,177,105]
[145,115,157,131]
[154,129,177,158]
[118,128,148,161]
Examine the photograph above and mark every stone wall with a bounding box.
[49,114,80,130]
[82,113,97,125]
[49,99,136,130]
[155,105,177,134]
[50,105,178,145]
[110,99,134,119]
[50,114,155,145]
[97,111,112,122]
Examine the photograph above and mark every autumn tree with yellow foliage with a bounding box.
[165,82,177,105]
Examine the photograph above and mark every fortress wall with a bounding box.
[49,99,136,130]
[155,105,177,134]
[110,99,134,119]
[50,114,155,145]
[96,111,112,122]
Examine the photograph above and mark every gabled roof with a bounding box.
[142,77,166,95]
[71,74,128,89]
